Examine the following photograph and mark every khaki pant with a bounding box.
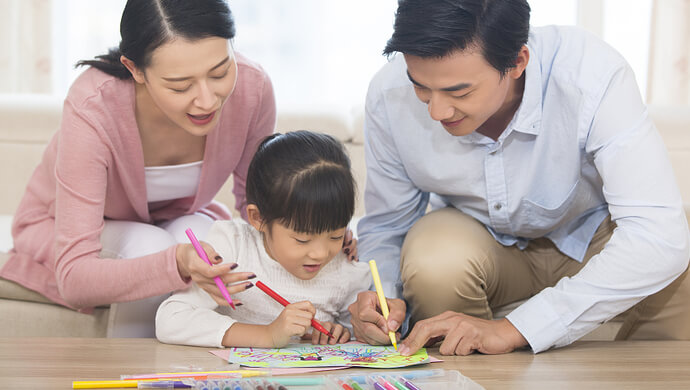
[400,208,690,341]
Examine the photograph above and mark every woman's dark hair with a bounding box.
[76,0,235,79]
[246,131,356,235]
[384,0,530,74]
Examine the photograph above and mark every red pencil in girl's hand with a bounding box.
[255,280,334,339]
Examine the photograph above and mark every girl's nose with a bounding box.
[308,243,331,262]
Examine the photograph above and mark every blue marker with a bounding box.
[399,369,444,380]
[195,380,210,390]
[229,380,242,390]
[137,381,191,389]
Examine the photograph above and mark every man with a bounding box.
[349,0,690,355]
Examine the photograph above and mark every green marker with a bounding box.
[350,381,365,390]
[389,378,408,390]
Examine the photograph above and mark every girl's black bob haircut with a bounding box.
[246,130,356,234]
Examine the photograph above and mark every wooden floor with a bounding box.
[1,338,689,389]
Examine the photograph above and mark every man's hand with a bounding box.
[398,311,528,356]
[348,290,406,345]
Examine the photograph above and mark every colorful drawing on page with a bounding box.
[226,343,429,368]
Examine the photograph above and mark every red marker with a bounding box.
[255,281,334,339]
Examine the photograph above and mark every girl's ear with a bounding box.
[246,204,265,232]
[120,55,146,84]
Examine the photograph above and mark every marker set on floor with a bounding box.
[73,369,478,389]
[188,376,420,390]
[187,369,473,389]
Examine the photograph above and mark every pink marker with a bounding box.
[185,228,236,309]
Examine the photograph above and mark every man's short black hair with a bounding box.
[384,0,531,74]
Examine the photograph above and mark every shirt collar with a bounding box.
[509,44,542,136]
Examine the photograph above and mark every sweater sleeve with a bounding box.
[53,99,188,309]
[156,221,240,347]
[156,283,236,348]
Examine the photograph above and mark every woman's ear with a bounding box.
[246,204,265,232]
[120,55,146,84]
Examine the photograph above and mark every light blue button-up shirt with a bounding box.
[357,26,689,353]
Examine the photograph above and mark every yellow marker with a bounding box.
[72,379,140,388]
[368,259,398,350]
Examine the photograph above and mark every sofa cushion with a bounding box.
[0,298,109,337]
[0,252,110,337]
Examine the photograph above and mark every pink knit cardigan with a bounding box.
[0,53,275,310]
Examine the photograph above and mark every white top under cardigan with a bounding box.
[145,161,203,203]
[155,219,371,347]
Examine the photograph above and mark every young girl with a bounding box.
[156,131,371,348]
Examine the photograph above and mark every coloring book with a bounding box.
[226,344,429,368]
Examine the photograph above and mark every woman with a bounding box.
[0,0,273,337]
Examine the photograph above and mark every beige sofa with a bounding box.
[1,94,688,340]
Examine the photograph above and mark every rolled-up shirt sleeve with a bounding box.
[507,63,690,353]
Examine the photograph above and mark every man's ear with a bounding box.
[508,45,530,80]
[246,204,265,232]
[120,55,146,84]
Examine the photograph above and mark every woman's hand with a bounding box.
[310,321,351,345]
[175,242,255,306]
[342,228,358,262]
[267,301,316,347]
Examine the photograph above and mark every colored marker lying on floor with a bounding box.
[255,280,334,339]
[121,370,260,381]
[72,379,190,389]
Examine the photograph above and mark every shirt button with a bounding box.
[493,203,503,210]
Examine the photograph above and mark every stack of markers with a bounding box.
[73,369,478,389]
[334,375,420,390]
[193,379,285,390]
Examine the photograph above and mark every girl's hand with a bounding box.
[267,301,316,347]
[175,242,255,306]
[342,228,358,262]
[311,321,351,345]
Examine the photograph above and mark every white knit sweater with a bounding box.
[155,220,371,347]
